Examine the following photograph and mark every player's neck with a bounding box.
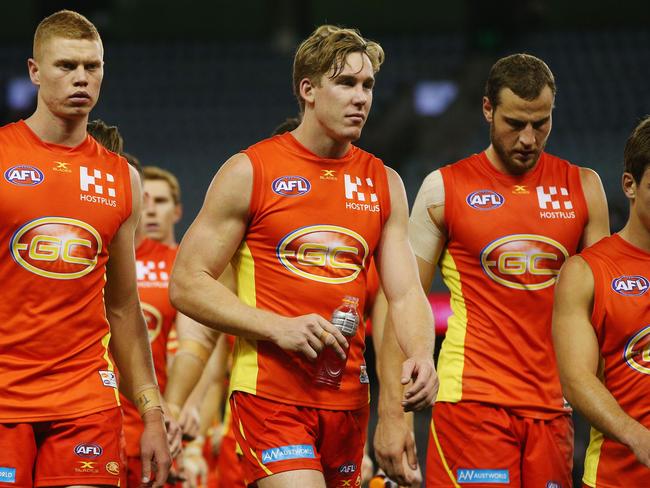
[159,233,177,247]
[619,218,650,253]
[25,106,88,147]
[291,121,352,159]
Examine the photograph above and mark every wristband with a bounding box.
[134,383,163,417]
[176,339,212,365]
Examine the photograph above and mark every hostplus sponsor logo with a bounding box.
[466,190,504,210]
[536,186,575,219]
[612,275,649,296]
[80,165,117,207]
[344,174,379,212]
[0,467,16,484]
[261,444,315,464]
[4,165,44,186]
[456,469,510,484]
[136,259,169,288]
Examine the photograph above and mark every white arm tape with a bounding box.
[408,170,445,264]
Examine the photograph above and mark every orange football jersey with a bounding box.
[0,120,132,421]
[229,133,390,410]
[121,237,178,456]
[581,235,650,487]
[437,151,588,417]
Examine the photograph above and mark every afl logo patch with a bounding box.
[612,275,649,296]
[272,175,311,197]
[4,165,44,186]
[466,190,504,210]
[623,325,650,375]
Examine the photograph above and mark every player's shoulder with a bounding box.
[0,121,23,143]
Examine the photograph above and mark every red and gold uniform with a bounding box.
[0,120,132,486]
[427,151,588,486]
[229,133,390,485]
[580,234,650,487]
[122,238,178,486]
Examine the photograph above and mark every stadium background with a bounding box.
[2,1,649,485]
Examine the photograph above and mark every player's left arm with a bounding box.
[105,166,171,486]
[553,255,650,466]
[579,167,610,249]
[375,166,436,408]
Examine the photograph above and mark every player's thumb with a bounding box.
[401,358,415,385]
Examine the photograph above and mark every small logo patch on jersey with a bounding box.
[105,462,120,476]
[512,185,529,194]
[261,445,315,464]
[359,365,369,384]
[98,370,117,388]
[623,325,650,375]
[0,468,16,484]
[338,462,357,474]
[612,275,649,296]
[276,225,369,284]
[480,234,569,291]
[456,469,510,484]
[321,169,337,180]
[546,482,561,488]
[11,217,102,280]
[272,175,311,197]
[53,161,72,173]
[466,190,504,210]
[4,165,44,186]
[74,443,103,459]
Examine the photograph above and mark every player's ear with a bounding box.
[300,77,317,106]
[482,96,494,123]
[28,58,40,86]
[622,172,636,200]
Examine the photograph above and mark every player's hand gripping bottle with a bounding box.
[314,296,359,389]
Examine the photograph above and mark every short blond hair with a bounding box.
[293,25,384,112]
[143,166,181,205]
[33,10,101,60]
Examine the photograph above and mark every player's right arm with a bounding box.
[553,256,650,467]
[169,153,347,360]
[375,170,446,484]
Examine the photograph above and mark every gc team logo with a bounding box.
[142,302,163,342]
[10,217,102,280]
[276,225,369,284]
[480,234,569,290]
[623,325,650,375]
[466,190,504,210]
[4,164,44,186]
[612,275,649,296]
[272,175,311,197]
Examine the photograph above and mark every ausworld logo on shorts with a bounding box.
[0,467,16,484]
[456,469,510,484]
[261,444,315,464]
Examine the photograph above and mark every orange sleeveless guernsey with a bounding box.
[438,151,588,417]
[230,133,390,410]
[121,237,178,456]
[0,120,132,422]
[580,234,650,487]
